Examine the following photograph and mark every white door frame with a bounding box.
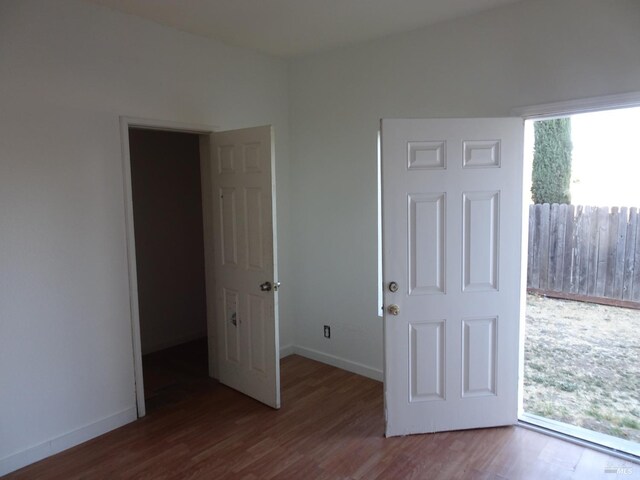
[376,91,640,455]
[512,91,640,119]
[119,116,218,418]
[512,91,640,459]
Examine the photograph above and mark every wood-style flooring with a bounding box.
[6,351,638,479]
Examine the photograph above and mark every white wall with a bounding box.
[0,0,292,473]
[288,0,640,378]
[3,0,640,473]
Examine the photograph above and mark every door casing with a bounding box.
[120,116,219,418]
[513,92,640,459]
[378,93,640,440]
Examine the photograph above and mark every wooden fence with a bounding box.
[527,204,640,306]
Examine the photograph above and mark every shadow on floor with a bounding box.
[142,337,217,412]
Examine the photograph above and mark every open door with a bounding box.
[382,118,524,436]
[206,125,280,409]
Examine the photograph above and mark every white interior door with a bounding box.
[206,125,280,409]
[382,118,524,436]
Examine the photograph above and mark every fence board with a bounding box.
[634,212,640,302]
[587,207,600,296]
[604,207,618,298]
[527,204,640,307]
[527,204,535,288]
[612,207,627,298]
[530,205,541,288]
[623,208,637,301]
[561,204,575,291]
[553,204,568,291]
[576,206,590,295]
[539,203,551,290]
[595,207,609,297]
[528,288,640,311]
[548,204,561,290]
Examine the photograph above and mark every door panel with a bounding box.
[206,125,280,409]
[462,191,500,291]
[223,288,240,364]
[461,316,497,397]
[382,118,524,436]
[409,320,445,402]
[408,192,445,295]
[220,187,238,266]
[245,187,264,270]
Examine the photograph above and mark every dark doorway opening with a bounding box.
[128,128,212,413]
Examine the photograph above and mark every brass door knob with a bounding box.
[387,304,400,316]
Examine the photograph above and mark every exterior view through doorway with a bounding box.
[521,107,640,457]
[379,93,640,461]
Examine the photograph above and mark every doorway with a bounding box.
[122,118,281,418]
[378,95,640,460]
[128,127,212,413]
[520,107,640,457]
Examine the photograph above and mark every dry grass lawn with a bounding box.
[524,294,640,443]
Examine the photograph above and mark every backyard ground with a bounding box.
[524,293,640,443]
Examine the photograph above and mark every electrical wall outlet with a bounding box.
[323,325,331,338]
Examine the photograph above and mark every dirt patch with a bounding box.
[524,293,640,443]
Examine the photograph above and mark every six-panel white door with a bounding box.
[382,118,524,436]
[207,125,280,409]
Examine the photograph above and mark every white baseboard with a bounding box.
[2,346,380,476]
[0,407,137,477]
[279,344,295,359]
[292,345,383,381]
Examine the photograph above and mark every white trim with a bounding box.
[123,116,219,134]
[293,346,383,381]
[512,91,640,119]
[0,407,136,476]
[119,116,218,419]
[120,119,146,418]
[279,344,295,359]
[519,414,640,464]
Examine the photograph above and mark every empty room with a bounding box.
[1,0,639,478]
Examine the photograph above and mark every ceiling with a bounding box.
[81,0,527,58]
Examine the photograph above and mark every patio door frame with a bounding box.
[513,91,640,462]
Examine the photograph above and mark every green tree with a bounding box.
[531,118,573,204]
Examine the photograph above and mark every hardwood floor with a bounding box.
[6,355,638,479]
